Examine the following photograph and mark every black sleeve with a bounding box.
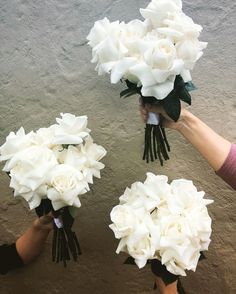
[0,243,24,274]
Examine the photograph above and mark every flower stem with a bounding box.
[143,122,170,165]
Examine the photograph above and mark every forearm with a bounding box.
[16,222,51,264]
[177,110,231,171]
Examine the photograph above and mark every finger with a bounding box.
[139,107,148,116]
[139,96,144,107]
[145,104,163,114]
[139,105,148,123]
[47,211,54,218]
[39,215,53,225]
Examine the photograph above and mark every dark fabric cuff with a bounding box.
[0,243,24,275]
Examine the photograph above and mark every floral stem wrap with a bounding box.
[35,199,81,267]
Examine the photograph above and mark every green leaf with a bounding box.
[123,256,135,265]
[151,259,179,286]
[142,96,159,105]
[125,79,137,89]
[120,88,134,98]
[179,88,191,105]
[162,92,181,122]
[123,91,138,98]
[185,81,197,92]
[199,252,206,261]
[68,206,80,218]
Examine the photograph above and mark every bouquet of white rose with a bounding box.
[0,113,106,266]
[109,173,213,288]
[87,0,207,165]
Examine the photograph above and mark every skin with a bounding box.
[156,277,178,294]
[16,214,53,264]
[139,104,232,294]
[139,104,231,171]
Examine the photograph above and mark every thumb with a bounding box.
[39,214,53,225]
[145,104,163,114]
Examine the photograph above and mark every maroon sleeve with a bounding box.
[216,144,236,190]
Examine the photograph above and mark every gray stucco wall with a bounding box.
[0,0,235,293]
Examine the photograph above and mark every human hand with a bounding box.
[33,213,54,232]
[139,102,188,131]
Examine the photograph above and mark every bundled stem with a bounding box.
[35,199,81,267]
[143,124,170,165]
[52,224,82,267]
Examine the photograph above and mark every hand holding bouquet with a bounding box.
[0,113,106,266]
[87,0,207,165]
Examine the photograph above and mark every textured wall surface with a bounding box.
[0,0,235,293]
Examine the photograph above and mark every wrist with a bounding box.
[175,109,196,133]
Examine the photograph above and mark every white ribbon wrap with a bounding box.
[147,112,160,125]
[54,217,64,228]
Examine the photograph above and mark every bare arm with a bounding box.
[16,215,53,264]
[175,110,231,171]
[140,105,231,171]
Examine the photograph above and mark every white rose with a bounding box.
[82,136,106,161]
[0,127,34,162]
[156,12,207,69]
[118,182,158,211]
[184,208,212,251]
[51,113,90,145]
[129,39,184,99]
[176,39,207,69]
[109,19,151,84]
[10,181,48,210]
[87,17,122,48]
[162,244,200,276]
[169,179,213,213]
[119,19,150,54]
[7,146,57,188]
[51,145,68,164]
[79,138,106,183]
[159,214,201,275]
[158,12,203,42]
[110,57,140,84]
[92,37,128,75]
[8,146,57,209]
[119,183,141,205]
[32,126,56,148]
[144,173,171,201]
[109,204,138,238]
[121,224,156,268]
[144,39,177,71]
[87,18,128,76]
[140,0,182,28]
[47,164,89,210]
[61,138,106,184]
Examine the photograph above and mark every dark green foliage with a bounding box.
[120,75,195,121]
[123,256,136,265]
[151,259,179,286]
[162,91,181,122]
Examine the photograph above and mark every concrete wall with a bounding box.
[0,0,235,293]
